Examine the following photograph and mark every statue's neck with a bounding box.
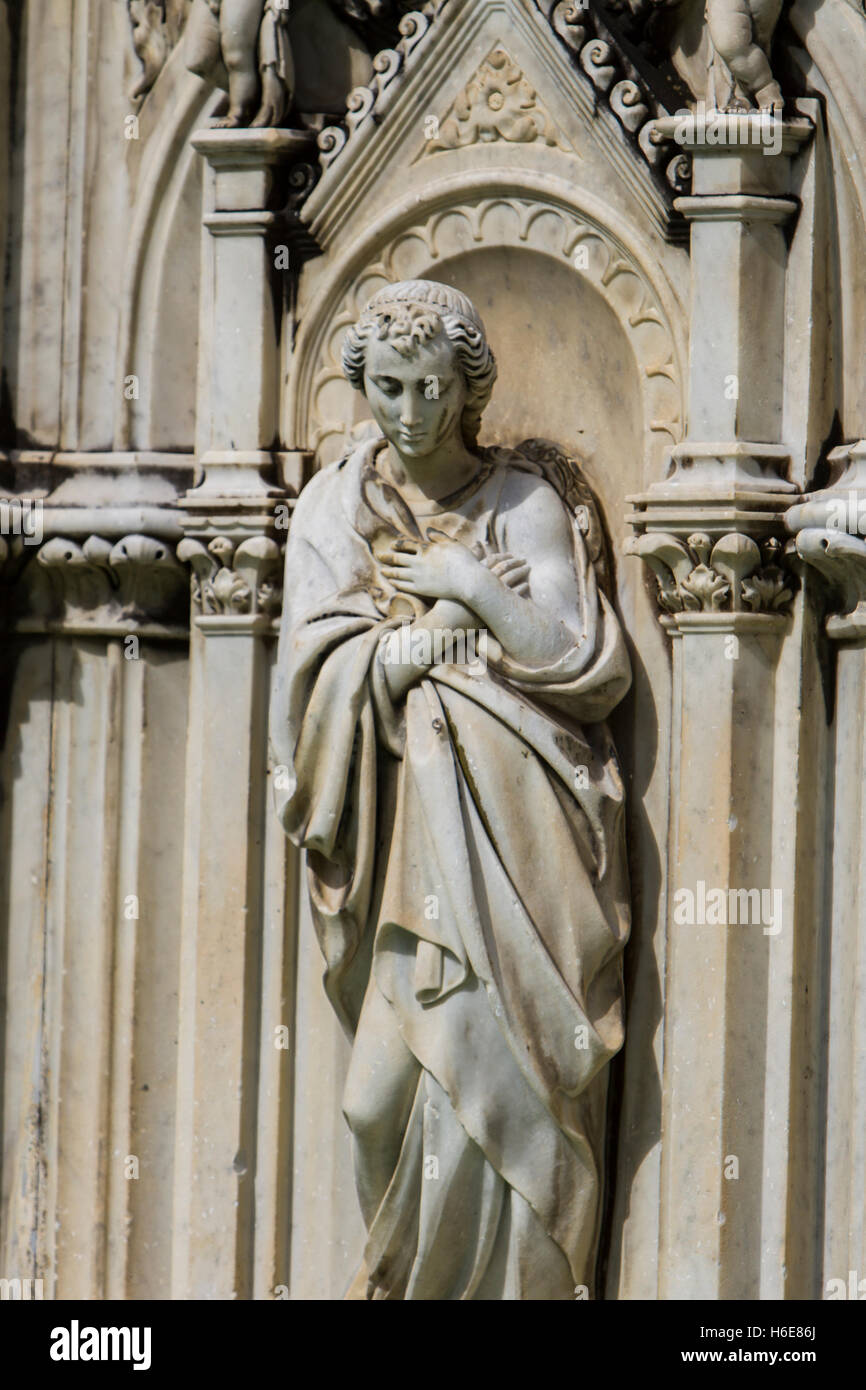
[383,439,482,507]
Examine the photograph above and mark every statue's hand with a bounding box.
[380,532,485,605]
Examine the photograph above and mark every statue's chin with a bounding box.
[391,439,435,461]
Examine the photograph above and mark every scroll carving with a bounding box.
[537,0,692,198]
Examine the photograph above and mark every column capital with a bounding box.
[626,527,796,625]
[3,531,188,640]
[176,534,284,631]
[191,127,316,212]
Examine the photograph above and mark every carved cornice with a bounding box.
[316,3,449,174]
[8,534,189,638]
[626,530,796,618]
[177,535,284,625]
[312,1,690,209]
[535,0,691,205]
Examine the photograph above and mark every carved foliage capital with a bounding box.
[627,530,795,618]
[177,535,284,619]
[10,533,188,636]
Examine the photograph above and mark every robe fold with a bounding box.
[270,436,632,1300]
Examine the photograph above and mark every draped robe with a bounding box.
[270,436,632,1300]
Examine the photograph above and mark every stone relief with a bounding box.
[270,280,632,1298]
[128,0,192,99]
[603,0,784,111]
[418,47,571,154]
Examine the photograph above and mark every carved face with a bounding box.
[362,333,468,461]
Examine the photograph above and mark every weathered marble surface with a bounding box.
[1,0,865,1304]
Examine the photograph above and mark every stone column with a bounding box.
[0,524,189,1300]
[190,127,315,505]
[170,533,286,1301]
[625,112,820,1299]
[170,127,311,1300]
[785,440,866,1297]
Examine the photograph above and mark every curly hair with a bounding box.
[341,280,498,449]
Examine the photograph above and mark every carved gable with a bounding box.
[301,0,688,248]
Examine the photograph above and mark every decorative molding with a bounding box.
[317,3,451,172]
[626,530,795,616]
[535,0,691,202]
[300,189,683,463]
[11,534,189,638]
[416,46,572,156]
[177,535,284,620]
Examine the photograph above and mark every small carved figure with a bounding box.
[705,0,783,110]
[185,0,293,127]
[184,0,388,128]
[605,0,785,111]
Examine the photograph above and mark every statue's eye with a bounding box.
[376,377,400,397]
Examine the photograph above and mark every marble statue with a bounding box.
[185,0,295,127]
[270,280,632,1299]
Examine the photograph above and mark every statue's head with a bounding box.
[342,280,497,458]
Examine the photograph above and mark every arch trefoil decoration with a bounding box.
[288,174,687,478]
